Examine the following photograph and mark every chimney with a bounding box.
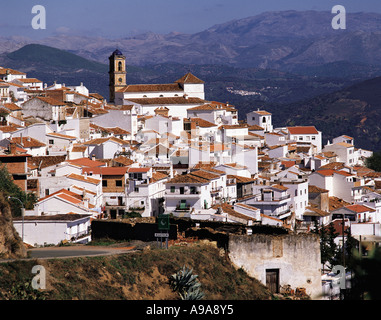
[9,142,16,154]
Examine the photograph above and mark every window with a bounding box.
[116,180,123,187]
[299,136,303,141]
[262,117,266,123]
[312,136,316,140]
[49,139,54,145]
[252,117,255,121]
[118,61,123,71]
[134,187,139,192]
[170,186,175,193]
[102,180,107,187]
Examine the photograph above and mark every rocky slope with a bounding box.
[0,193,26,259]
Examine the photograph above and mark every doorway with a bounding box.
[266,269,280,294]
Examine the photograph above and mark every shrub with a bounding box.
[169,265,204,300]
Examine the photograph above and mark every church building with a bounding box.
[108,49,206,119]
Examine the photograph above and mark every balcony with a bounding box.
[166,188,201,197]
[253,194,291,204]
[175,203,191,212]
[210,186,222,195]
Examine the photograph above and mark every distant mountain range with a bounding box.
[2,10,381,78]
[268,76,381,152]
[0,43,354,107]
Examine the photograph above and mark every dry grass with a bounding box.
[0,242,272,300]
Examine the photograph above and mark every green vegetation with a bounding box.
[7,44,107,73]
[0,165,37,217]
[314,221,338,270]
[169,265,204,300]
[365,151,381,172]
[344,247,381,300]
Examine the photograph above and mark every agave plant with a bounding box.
[169,265,204,300]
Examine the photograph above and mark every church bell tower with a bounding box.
[109,49,126,103]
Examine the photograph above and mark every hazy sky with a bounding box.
[3,0,381,39]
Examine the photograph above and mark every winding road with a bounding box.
[0,245,138,263]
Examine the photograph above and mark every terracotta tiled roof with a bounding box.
[66,157,106,168]
[188,117,217,128]
[47,132,77,140]
[329,196,351,211]
[125,97,205,105]
[167,173,208,184]
[67,173,101,185]
[335,142,354,148]
[345,204,376,213]
[227,175,256,184]
[28,155,66,169]
[82,167,128,176]
[117,83,183,93]
[287,126,318,135]
[213,203,256,222]
[254,110,271,115]
[38,188,82,203]
[83,137,128,146]
[113,156,134,166]
[174,73,204,84]
[71,144,87,153]
[3,103,22,111]
[309,185,329,193]
[17,78,42,83]
[151,171,168,182]
[271,184,288,191]
[0,68,26,75]
[35,96,66,106]
[304,206,331,217]
[11,136,46,148]
[190,170,220,181]
[127,167,151,173]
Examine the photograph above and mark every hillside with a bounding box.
[0,193,26,259]
[267,76,381,151]
[7,44,108,73]
[0,243,273,300]
[0,44,354,105]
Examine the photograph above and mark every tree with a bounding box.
[347,247,381,300]
[0,165,37,217]
[365,151,381,172]
[314,221,339,270]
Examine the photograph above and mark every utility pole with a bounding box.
[8,196,25,242]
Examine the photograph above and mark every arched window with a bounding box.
[118,61,123,71]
